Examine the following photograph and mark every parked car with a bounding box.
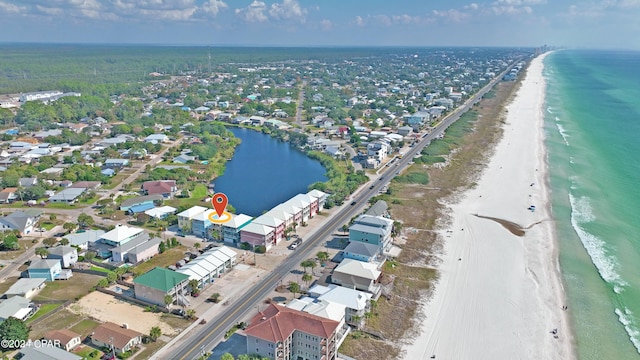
[288,238,302,250]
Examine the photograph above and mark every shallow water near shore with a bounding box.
[545,50,640,359]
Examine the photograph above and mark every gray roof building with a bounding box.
[3,278,46,299]
[344,241,381,259]
[365,200,389,217]
[19,344,82,360]
[63,229,105,248]
[49,187,85,203]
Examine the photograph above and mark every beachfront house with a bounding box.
[244,303,344,360]
[332,258,382,297]
[348,214,394,251]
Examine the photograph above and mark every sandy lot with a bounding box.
[69,291,180,336]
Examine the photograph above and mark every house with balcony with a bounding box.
[331,258,382,297]
[0,209,41,235]
[27,259,62,281]
[47,246,78,268]
[252,214,284,244]
[191,209,215,239]
[308,189,328,210]
[134,267,190,307]
[264,205,295,230]
[245,303,346,360]
[176,246,237,289]
[221,213,253,245]
[343,241,384,265]
[292,193,318,218]
[177,206,208,233]
[348,214,394,251]
[240,223,276,250]
[310,284,373,328]
[284,196,310,223]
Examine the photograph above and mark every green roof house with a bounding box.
[133,267,190,307]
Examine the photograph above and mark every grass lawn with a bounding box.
[29,309,85,339]
[132,245,187,275]
[79,195,100,205]
[40,222,56,230]
[159,313,192,330]
[90,265,113,274]
[73,345,103,360]
[26,303,62,324]
[46,203,86,210]
[166,184,209,209]
[69,318,100,338]
[33,273,102,302]
[136,339,166,359]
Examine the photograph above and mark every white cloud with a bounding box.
[355,15,365,27]
[0,1,26,13]
[2,0,228,22]
[269,0,307,23]
[235,1,268,22]
[465,3,479,10]
[432,9,470,22]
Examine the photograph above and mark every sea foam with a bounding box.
[615,307,640,355]
[569,194,627,291]
[556,123,570,146]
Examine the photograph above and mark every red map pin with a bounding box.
[211,193,228,218]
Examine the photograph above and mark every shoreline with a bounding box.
[401,53,576,359]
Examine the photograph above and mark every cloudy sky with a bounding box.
[1,0,639,49]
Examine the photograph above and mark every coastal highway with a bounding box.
[167,59,521,360]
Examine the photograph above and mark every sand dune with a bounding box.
[402,53,576,360]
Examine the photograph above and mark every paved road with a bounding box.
[165,59,522,360]
[295,80,306,126]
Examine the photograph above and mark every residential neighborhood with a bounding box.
[0,46,529,359]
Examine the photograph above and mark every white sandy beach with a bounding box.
[402,53,575,360]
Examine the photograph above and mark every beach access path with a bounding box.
[402,53,576,360]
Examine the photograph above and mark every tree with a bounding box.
[189,279,200,296]
[288,281,300,298]
[302,273,313,288]
[114,267,126,281]
[209,293,221,303]
[49,214,57,221]
[149,326,162,342]
[84,251,96,261]
[159,241,167,254]
[43,237,58,247]
[164,295,173,308]
[77,213,94,228]
[59,238,70,246]
[2,233,19,250]
[106,272,117,284]
[0,317,29,350]
[307,259,317,275]
[316,251,329,265]
[300,259,314,273]
[62,223,78,232]
[220,353,235,360]
[342,224,349,234]
[35,247,49,259]
[194,242,201,250]
[97,278,109,288]
[185,309,196,320]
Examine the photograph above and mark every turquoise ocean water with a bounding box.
[545,50,640,359]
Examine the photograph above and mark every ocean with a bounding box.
[545,50,640,359]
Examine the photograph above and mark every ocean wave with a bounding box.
[615,308,640,355]
[547,106,554,114]
[569,194,627,289]
[556,123,570,145]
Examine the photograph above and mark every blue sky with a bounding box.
[1,0,639,49]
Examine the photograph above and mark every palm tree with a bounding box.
[194,242,201,251]
[149,326,162,342]
[300,259,314,273]
[342,224,349,234]
[288,281,300,298]
[164,295,173,308]
[316,251,329,266]
[35,247,48,259]
[185,309,196,320]
[301,273,313,288]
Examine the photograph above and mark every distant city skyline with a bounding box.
[1,0,639,50]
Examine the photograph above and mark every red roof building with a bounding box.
[244,303,345,360]
[142,180,177,198]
